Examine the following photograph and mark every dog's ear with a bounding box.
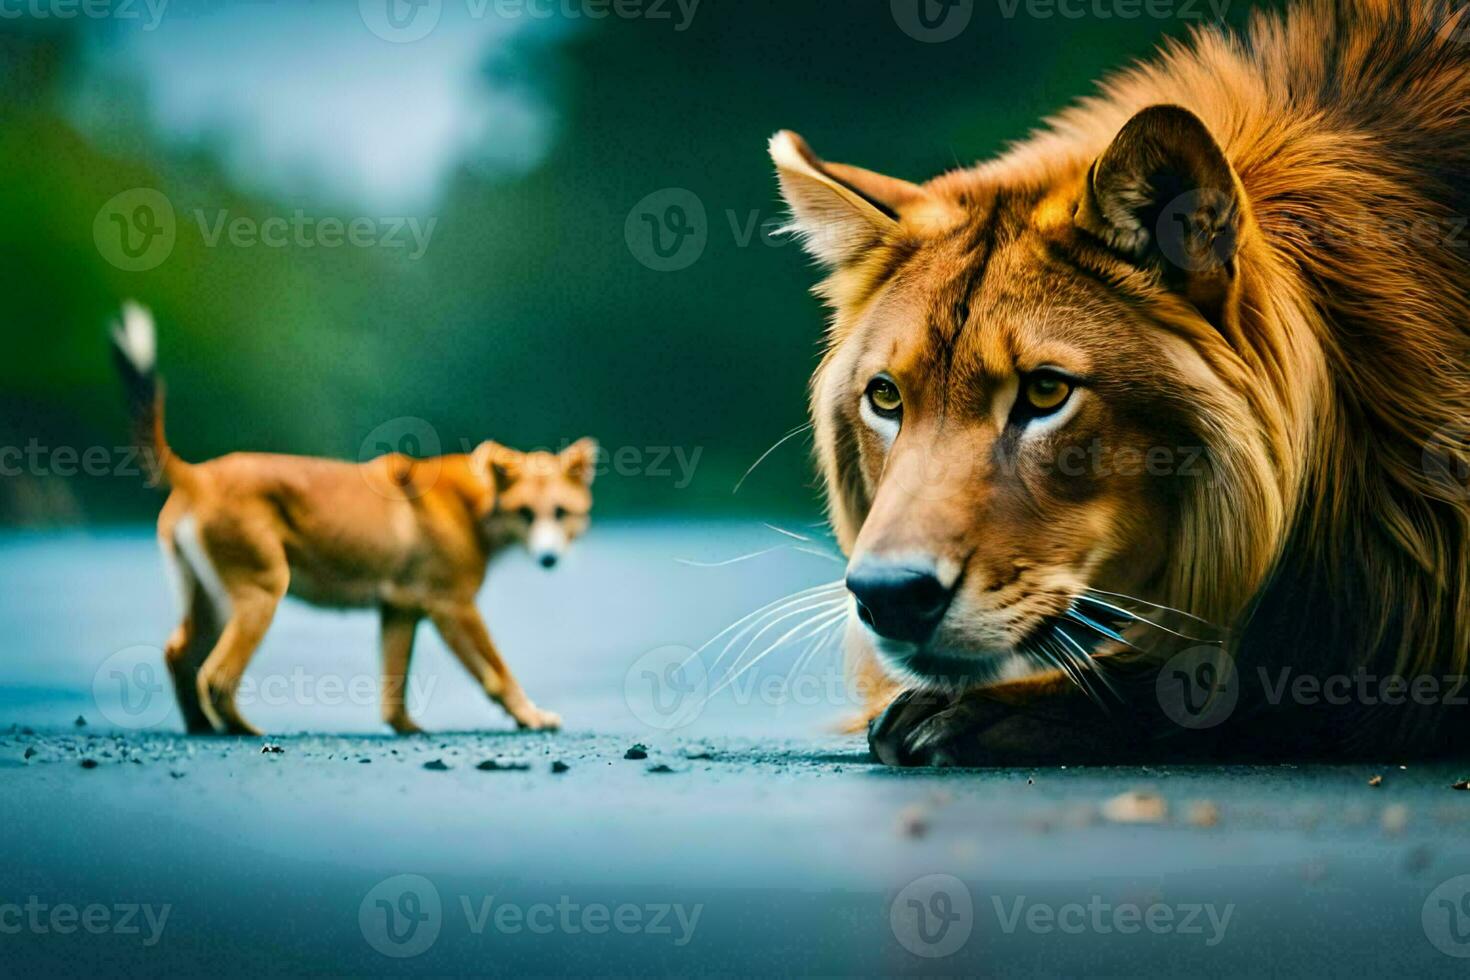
[470,440,520,488]
[560,437,599,487]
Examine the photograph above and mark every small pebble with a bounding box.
[74,716,87,728]
[1451,780,1469,791]
[1368,775,1383,787]
[551,761,570,773]
[1187,801,1220,828]
[1101,791,1167,824]
[624,744,649,761]
[79,759,98,769]
[646,763,675,774]
[260,744,283,755]
[23,747,36,760]
[897,804,929,838]
[423,759,450,771]
[476,759,530,772]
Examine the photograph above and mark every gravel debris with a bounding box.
[476,759,531,772]
[1101,791,1167,824]
[1187,801,1221,828]
[897,804,929,838]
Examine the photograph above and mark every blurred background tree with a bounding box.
[0,0,1245,525]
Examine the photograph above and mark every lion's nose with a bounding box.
[845,560,954,644]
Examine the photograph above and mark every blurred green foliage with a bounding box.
[0,0,1246,525]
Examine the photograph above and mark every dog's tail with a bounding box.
[109,302,188,489]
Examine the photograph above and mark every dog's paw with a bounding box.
[387,716,425,736]
[517,707,562,732]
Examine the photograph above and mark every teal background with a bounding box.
[0,0,1248,524]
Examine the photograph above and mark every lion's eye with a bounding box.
[865,376,902,418]
[1022,374,1072,414]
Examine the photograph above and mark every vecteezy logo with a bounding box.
[890,873,973,958]
[890,0,973,43]
[625,645,707,730]
[1156,645,1239,730]
[1155,187,1237,273]
[359,0,442,43]
[94,188,176,272]
[359,874,442,958]
[1423,421,1470,502]
[624,188,707,272]
[1424,875,1470,957]
[358,417,443,500]
[93,645,172,730]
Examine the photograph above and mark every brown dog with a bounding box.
[111,303,595,736]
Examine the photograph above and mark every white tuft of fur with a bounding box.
[112,301,156,374]
[173,516,231,622]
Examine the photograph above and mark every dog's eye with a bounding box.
[1022,374,1072,414]
[554,506,568,520]
[517,506,535,523]
[865,375,902,418]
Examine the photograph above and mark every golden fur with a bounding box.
[772,0,1469,762]
[111,305,595,736]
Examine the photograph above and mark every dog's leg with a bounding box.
[196,581,285,737]
[429,603,561,731]
[163,589,220,734]
[379,605,424,735]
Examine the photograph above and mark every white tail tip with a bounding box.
[112,301,156,373]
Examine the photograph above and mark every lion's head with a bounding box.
[770,107,1312,692]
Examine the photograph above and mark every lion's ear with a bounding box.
[769,130,930,267]
[1076,105,1243,317]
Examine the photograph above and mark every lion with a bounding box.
[769,0,1469,765]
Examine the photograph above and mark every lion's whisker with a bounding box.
[1035,638,1092,702]
[675,545,789,568]
[1062,608,1140,651]
[679,580,844,672]
[1074,594,1226,644]
[782,611,847,690]
[1081,587,1224,629]
[707,608,849,701]
[706,595,848,678]
[732,421,813,495]
[1055,625,1121,703]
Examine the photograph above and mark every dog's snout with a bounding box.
[538,553,559,569]
[845,559,954,644]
